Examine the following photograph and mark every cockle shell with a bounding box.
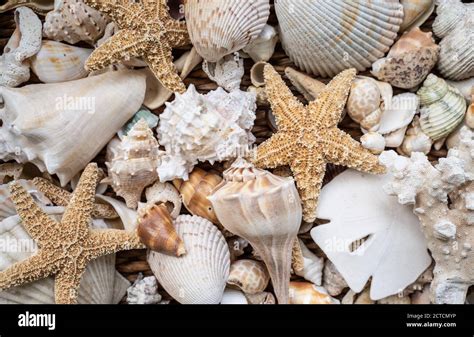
[30,40,92,83]
[371,28,439,89]
[0,7,42,87]
[0,0,53,15]
[0,70,146,186]
[144,181,182,219]
[288,282,339,305]
[106,119,162,209]
[184,0,271,62]
[400,0,435,32]
[202,53,244,92]
[172,167,222,225]
[242,24,278,62]
[147,215,230,304]
[157,85,256,181]
[43,0,109,45]
[227,259,270,294]
[417,74,467,141]
[209,158,302,304]
[275,0,404,77]
[284,67,326,102]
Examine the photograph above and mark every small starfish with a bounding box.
[0,163,144,304]
[253,65,386,222]
[84,0,190,93]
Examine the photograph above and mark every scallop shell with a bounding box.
[275,0,404,77]
[30,40,92,83]
[147,215,230,304]
[184,0,271,62]
[227,259,270,294]
[43,0,109,45]
[0,209,129,304]
[371,28,439,89]
[0,0,53,15]
[400,0,435,32]
[106,119,162,209]
[417,74,467,141]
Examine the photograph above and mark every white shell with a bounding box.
[0,70,146,186]
[157,85,256,181]
[203,53,244,92]
[294,239,324,286]
[378,93,419,135]
[0,7,42,87]
[221,288,248,304]
[30,41,92,83]
[361,132,386,155]
[144,181,182,219]
[446,78,474,103]
[185,0,271,62]
[242,24,278,62]
[147,215,230,304]
[275,0,404,77]
[126,274,162,305]
[399,116,433,156]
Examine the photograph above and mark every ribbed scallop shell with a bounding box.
[147,215,230,304]
[275,0,404,77]
[30,41,92,83]
[417,74,467,141]
[185,0,271,62]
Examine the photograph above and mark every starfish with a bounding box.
[84,0,190,93]
[253,65,386,222]
[0,163,144,304]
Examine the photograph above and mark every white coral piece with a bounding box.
[126,274,162,305]
[203,53,245,92]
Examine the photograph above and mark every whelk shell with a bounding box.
[227,259,270,294]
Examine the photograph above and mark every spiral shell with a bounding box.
[147,215,230,304]
[144,181,182,219]
[275,0,404,77]
[184,0,271,62]
[227,259,270,294]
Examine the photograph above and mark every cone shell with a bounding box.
[184,0,271,62]
[137,204,185,256]
[30,41,92,83]
[173,167,222,225]
[417,74,467,141]
[227,259,270,294]
[208,158,302,304]
[147,215,230,304]
[275,0,404,77]
[288,282,339,304]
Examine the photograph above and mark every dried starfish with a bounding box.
[32,177,118,219]
[254,65,385,222]
[0,163,144,304]
[84,0,190,93]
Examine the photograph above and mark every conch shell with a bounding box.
[0,70,146,186]
[209,158,302,304]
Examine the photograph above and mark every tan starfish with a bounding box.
[0,163,144,304]
[253,65,386,222]
[84,0,190,93]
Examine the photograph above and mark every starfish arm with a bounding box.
[166,20,191,47]
[85,29,148,71]
[85,229,144,258]
[308,68,356,128]
[263,64,305,131]
[8,182,59,243]
[290,149,327,223]
[54,262,87,304]
[253,133,295,168]
[323,129,386,174]
[0,250,60,292]
[145,45,186,93]
[143,0,169,17]
[83,0,134,26]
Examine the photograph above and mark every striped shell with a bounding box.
[185,0,271,62]
[147,215,230,304]
[275,0,404,77]
[417,74,467,141]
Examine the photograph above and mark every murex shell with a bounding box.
[185,0,271,62]
[275,0,404,77]
[417,74,467,141]
[0,70,146,186]
[147,215,230,304]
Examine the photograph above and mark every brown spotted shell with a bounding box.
[227,259,270,294]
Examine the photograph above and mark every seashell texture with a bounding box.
[284,67,326,102]
[242,24,278,62]
[144,181,182,220]
[227,259,270,294]
[43,0,109,45]
[30,40,92,83]
[126,274,162,305]
[399,116,433,156]
[275,0,404,77]
[221,288,248,304]
[294,239,324,286]
[446,78,474,104]
[0,7,42,87]
[147,215,230,304]
[106,119,162,209]
[0,0,53,15]
[433,0,474,80]
[118,107,159,140]
[399,0,435,32]
[157,85,256,181]
[371,27,439,89]
[209,158,302,304]
[0,163,23,184]
[184,0,271,62]
[323,260,348,297]
[202,53,245,92]
[361,132,386,155]
[245,291,276,304]
[288,282,339,304]
[137,204,185,256]
[417,74,467,141]
[250,61,267,87]
[0,70,146,186]
[173,167,222,225]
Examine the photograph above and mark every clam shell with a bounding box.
[147,215,230,304]
[30,41,92,83]
[185,0,271,62]
[275,0,404,77]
